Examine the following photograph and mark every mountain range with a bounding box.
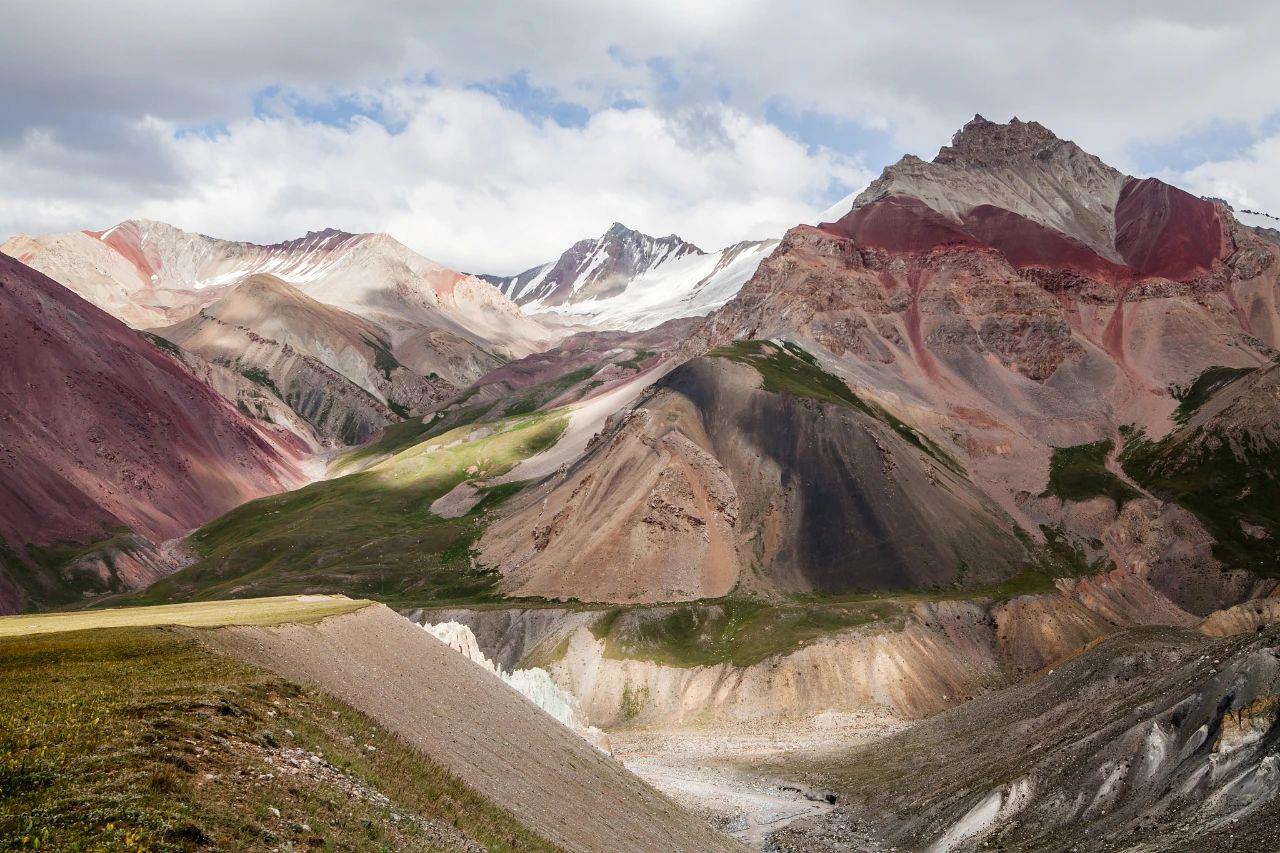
[482,221,779,330]
[5,114,1280,850]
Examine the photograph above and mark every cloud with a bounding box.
[0,85,871,273]
[6,3,1278,152]
[2,2,1279,264]
[1173,132,1280,216]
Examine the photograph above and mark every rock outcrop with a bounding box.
[688,115,1278,583]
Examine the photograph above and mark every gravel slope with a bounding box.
[203,603,743,853]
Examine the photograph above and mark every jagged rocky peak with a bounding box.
[598,221,703,259]
[933,113,1062,165]
[840,114,1141,265]
[488,221,706,307]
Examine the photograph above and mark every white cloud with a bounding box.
[0,86,871,273]
[1174,133,1280,216]
[4,3,1277,156]
[2,2,1279,265]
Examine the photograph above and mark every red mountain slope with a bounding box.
[0,253,304,612]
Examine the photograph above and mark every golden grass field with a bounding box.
[0,594,371,637]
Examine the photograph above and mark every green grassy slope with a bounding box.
[708,339,961,472]
[1173,365,1256,424]
[1123,428,1280,575]
[0,625,557,851]
[590,599,904,668]
[132,411,568,608]
[1120,363,1280,575]
[1044,440,1140,507]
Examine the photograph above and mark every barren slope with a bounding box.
[157,275,455,443]
[774,624,1280,852]
[479,342,1028,603]
[0,253,303,612]
[205,604,742,852]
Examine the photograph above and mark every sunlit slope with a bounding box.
[132,410,568,606]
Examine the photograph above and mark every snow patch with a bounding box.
[527,240,776,331]
[929,778,1032,853]
[1237,208,1280,232]
[421,621,612,754]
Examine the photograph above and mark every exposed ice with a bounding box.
[421,620,612,754]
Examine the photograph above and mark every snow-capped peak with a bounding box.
[484,222,703,309]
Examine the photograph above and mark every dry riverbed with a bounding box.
[612,710,911,850]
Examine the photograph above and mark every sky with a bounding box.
[2,2,1279,274]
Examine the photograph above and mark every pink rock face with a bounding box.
[823,188,1224,289]
[1115,177,1230,280]
[958,204,1134,285]
[84,225,159,285]
[0,253,303,564]
[820,195,980,252]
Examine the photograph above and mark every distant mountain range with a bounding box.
[480,221,778,330]
[3,220,567,448]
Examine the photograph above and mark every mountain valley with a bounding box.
[6,112,1280,851]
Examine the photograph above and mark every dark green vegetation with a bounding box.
[616,349,655,371]
[0,530,152,613]
[1118,364,1280,575]
[1044,440,1141,507]
[501,367,597,417]
[1123,427,1280,575]
[140,331,183,357]
[1032,523,1112,577]
[360,334,402,381]
[0,627,555,851]
[131,412,568,609]
[237,366,283,399]
[1174,365,1256,424]
[709,339,961,472]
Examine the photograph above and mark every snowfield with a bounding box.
[525,239,777,330]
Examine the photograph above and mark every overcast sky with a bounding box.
[3,1,1279,273]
